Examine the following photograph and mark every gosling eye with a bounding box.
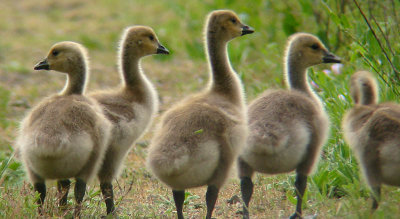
[52,50,59,56]
[149,35,155,41]
[230,18,237,24]
[310,44,319,50]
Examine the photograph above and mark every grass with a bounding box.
[1,0,400,218]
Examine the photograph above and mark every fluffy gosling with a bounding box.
[16,42,111,217]
[238,33,341,219]
[147,10,253,219]
[89,26,169,215]
[343,70,400,210]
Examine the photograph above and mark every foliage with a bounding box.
[1,0,400,217]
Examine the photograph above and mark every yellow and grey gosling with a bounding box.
[343,70,400,210]
[16,42,111,217]
[89,26,168,215]
[146,10,253,219]
[238,33,341,219]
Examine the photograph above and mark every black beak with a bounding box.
[323,51,341,63]
[34,59,50,70]
[241,25,254,36]
[157,43,170,55]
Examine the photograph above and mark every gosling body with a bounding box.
[147,10,254,219]
[343,70,400,209]
[16,42,111,216]
[238,33,341,219]
[89,26,169,215]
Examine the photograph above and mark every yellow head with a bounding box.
[285,33,341,68]
[34,41,89,74]
[120,25,169,58]
[205,10,254,42]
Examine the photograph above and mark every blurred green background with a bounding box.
[1,0,400,218]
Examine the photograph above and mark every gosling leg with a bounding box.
[34,182,46,215]
[173,190,185,219]
[290,172,307,219]
[100,182,115,215]
[206,185,219,219]
[57,179,71,207]
[371,185,381,210]
[74,178,86,218]
[240,176,254,219]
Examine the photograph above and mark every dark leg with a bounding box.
[173,190,185,219]
[290,173,307,219]
[371,186,381,210]
[57,179,71,207]
[34,182,46,215]
[206,185,219,219]
[240,176,254,219]
[100,182,115,215]
[74,178,86,218]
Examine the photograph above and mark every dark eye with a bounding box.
[311,44,319,50]
[149,35,154,41]
[52,50,59,56]
[231,18,237,24]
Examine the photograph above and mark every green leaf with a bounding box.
[193,129,204,134]
[392,55,400,71]
[8,162,20,171]
[0,154,13,180]
[286,190,297,205]
[367,30,380,56]
[339,14,351,29]
[321,1,341,26]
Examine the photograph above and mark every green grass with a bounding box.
[1,0,400,218]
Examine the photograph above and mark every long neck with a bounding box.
[285,55,322,106]
[62,61,87,95]
[121,49,141,88]
[207,34,242,104]
[359,84,377,105]
[285,57,310,92]
[120,49,155,105]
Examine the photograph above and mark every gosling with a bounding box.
[89,26,169,215]
[146,10,254,219]
[16,42,111,217]
[238,33,341,219]
[343,70,400,210]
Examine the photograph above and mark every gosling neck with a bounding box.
[359,85,377,105]
[207,34,241,104]
[120,49,151,104]
[121,49,142,88]
[285,56,322,107]
[285,56,315,96]
[62,60,87,95]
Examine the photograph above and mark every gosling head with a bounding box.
[205,10,254,42]
[286,33,341,68]
[350,71,378,105]
[34,41,89,74]
[120,25,169,58]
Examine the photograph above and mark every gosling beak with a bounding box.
[157,43,170,55]
[323,51,341,63]
[241,25,254,36]
[34,59,50,70]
